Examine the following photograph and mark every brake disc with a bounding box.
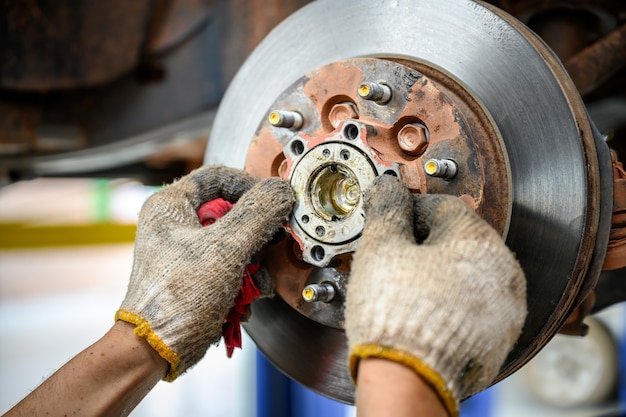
[205,0,611,403]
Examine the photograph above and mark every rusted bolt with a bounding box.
[328,102,359,128]
[268,110,303,129]
[302,282,336,303]
[357,82,392,104]
[397,123,429,156]
[424,158,458,179]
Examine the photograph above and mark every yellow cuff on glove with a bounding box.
[350,344,459,417]
[115,310,181,382]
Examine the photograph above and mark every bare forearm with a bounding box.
[355,358,449,417]
[4,321,168,417]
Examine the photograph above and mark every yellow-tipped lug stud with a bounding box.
[357,82,392,104]
[424,158,458,179]
[269,110,304,129]
[302,282,336,303]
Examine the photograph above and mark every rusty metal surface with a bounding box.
[247,58,510,233]
[603,150,626,270]
[0,0,153,90]
[565,23,626,97]
[246,57,510,325]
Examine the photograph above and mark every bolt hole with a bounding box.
[291,140,305,156]
[343,123,360,140]
[315,226,326,237]
[328,258,342,268]
[340,149,351,160]
[311,245,325,262]
[383,170,398,177]
[301,215,310,224]
[322,148,331,158]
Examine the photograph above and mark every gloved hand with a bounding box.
[115,165,294,381]
[345,175,527,417]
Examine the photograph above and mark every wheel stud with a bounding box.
[357,82,392,104]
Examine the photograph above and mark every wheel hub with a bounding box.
[282,120,400,267]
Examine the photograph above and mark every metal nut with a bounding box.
[397,123,429,156]
[328,102,359,128]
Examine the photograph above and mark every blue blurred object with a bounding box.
[460,386,495,417]
[595,311,626,417]
[256,350,349,417]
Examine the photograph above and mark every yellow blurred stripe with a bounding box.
[0,223,137,250]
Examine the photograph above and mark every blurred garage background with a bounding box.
[1,1,625,416]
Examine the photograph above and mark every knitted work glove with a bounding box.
[345,175,527,417]
[115,165,294,381]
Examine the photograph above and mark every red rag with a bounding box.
[197,197,262,357]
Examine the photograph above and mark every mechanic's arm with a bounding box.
[3,165,294,417]
[4,321,167,417]
[346,175,527,417]
[356,358,448,416]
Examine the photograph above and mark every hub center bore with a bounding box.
[310,164,361,220]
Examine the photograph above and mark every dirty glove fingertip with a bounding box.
[251,177,296,218]
[212,177,293,249]
[362,175,414,240]
[183,165,259,207]
[416,195,492,245]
